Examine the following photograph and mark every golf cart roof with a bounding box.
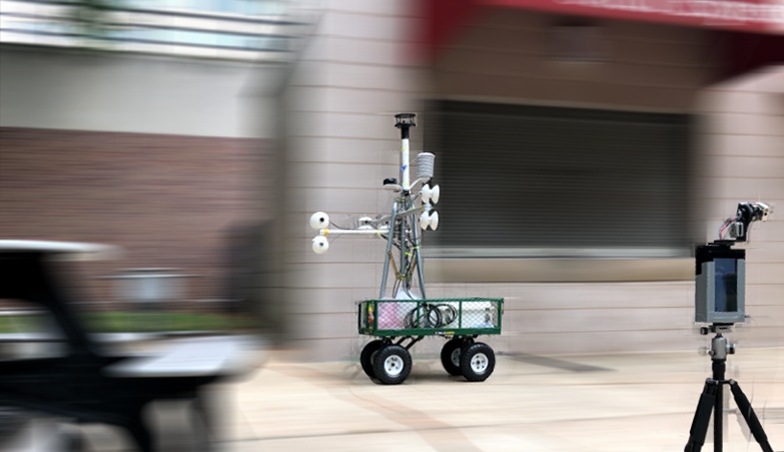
[0,240,121,260]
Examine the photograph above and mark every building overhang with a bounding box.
[420,0,784,79]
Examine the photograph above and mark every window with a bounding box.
[0,0,293,60]
[0,300,66,361]
[424,101,692,258]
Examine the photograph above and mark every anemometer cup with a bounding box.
[419,211,439,231]
[420,184,440,205]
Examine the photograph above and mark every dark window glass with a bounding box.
[714,258,738,313]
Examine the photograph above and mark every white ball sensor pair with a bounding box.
[310,212,330,254]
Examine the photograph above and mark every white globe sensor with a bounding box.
[428,211,440,231]
[430,185,441,204]
[312,236,329,254]
[310,212,330,230]
[419,211,430,230]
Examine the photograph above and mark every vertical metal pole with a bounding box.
[411,212,426,299]
[399,196,408,293]
[399,119,411,192]
[379,203,398,299]
[395,114,414,296]
[711,334,727,452]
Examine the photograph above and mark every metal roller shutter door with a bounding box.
[424,100,692,256]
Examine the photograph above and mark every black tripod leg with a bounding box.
[685,381,719,452]
[729,381,775,452]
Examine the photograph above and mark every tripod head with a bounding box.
[698,322,734,336]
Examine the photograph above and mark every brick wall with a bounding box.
[0,127,272,308]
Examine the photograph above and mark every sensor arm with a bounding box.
[317,228,389,236]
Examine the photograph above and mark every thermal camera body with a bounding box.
[695,241,745,325]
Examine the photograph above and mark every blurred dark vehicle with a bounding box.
[0,240,261,452]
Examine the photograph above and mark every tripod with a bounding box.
[684,328,776,452]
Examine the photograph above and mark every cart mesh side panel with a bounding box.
[358,298,503,336]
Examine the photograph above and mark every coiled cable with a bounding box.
[403,303,458,329]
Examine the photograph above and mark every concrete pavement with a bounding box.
[216,346,784,452]
[6,345,781,451]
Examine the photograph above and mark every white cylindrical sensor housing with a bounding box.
[416,152,435,181]
[401,139,410,190]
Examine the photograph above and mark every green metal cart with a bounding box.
[357,297,503,384]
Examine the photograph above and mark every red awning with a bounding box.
[420,0,784,78]
[489,0,783,33]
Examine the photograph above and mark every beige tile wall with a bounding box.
[280,0,426,358]
[279,1,784,360]
[695,67,784,350]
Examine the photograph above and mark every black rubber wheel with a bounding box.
[360,340,384,378]
[372,344,412,385]
[440,339,463,376]
[460,342,495,382]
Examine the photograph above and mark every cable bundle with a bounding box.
[404,303,457,329]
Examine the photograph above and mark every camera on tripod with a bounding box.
[694,202,771,328]
[684,201,777,452]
